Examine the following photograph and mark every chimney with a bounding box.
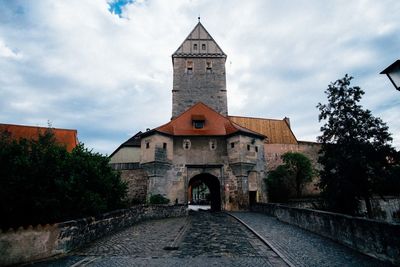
[283,117,290,128]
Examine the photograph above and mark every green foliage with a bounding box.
[266,152,314,202]
[0,129,127,229]
[317,74,399,217]
[266,165,291,203]
[149,194,170,204]
[281,152,314,197]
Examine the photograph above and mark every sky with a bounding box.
[0,0,399,155]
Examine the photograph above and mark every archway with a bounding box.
[188,173,221,211]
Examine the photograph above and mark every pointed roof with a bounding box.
[109,131,142,158]
[142,102,264,138]
[0,123,78,152]
[229,116,298,144]
[173,22,226,58]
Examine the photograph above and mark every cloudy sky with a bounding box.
[1,0,399,155]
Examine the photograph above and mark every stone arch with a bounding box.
[188,173,221,211]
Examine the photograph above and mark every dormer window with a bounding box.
[193,44,198,50]
[192,114,205,129]
[194,120,204,129]
[186,61,193,74]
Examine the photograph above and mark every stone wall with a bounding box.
[252,203,400,265]
[120,169,148,203]
[0,205,187,266]
[172,57,227,118]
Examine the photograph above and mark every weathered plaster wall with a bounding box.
[0,205,187,266]
[109,146,141,164]
[252,203,400,265]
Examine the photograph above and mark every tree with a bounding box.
[281,152,314,198]
[266,152,314,202]
[0,129,127,229]
[317,74,398,217]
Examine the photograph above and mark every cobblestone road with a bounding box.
[29,211,392,267]
[230,212,393,267]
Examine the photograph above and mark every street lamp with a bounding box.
[380,60,400,91]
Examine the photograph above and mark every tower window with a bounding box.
[247,144,250,151]
[193,44,197,50]
[202,44,206,50]
[186,60,193,74]
[206,61,212,73]
[255,146,258,153]
[163,142,167,149]
[231,142,235,148]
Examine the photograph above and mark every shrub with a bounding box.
[149,194,170,204]
[0,129,127,229]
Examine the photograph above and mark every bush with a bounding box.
[149,194,170,204]
[0,129,127,230]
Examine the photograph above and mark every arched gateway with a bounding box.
[188,173,221,211]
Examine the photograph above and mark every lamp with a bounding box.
[380,60,400,91]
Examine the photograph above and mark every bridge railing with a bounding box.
[0,204,188,266]
[252,203,400,265]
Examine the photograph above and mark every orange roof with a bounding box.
[0,123,78,152]
[152,102,264,137]
[229,116,298,144]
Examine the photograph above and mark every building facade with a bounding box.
[110,22,320,210]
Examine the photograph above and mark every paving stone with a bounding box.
[230,211,394,267]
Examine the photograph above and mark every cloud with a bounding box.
[0,0,399,154]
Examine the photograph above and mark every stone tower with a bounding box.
[172,22,227,119]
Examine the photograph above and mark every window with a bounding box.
[202,44,206,50]
[206,61,212,73]
[186,61,193,74]
[193,44,198,50]
[183,139,191,150]
[231,142,235,148]
[255,146,258,153]
[193,120,204,129]
[247,144,250,151]
[146,141,150,149]
[209,139,216,150]
[163,142,167,149]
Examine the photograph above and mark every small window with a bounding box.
[202,44,206,50]
[255,146,258,153]
[209,139,216,150]
[183,139,191,150]
[247,144,250,151]
[146,142,150,149]
[163,142,167,149]
[206,61,212,73]
[231,142,235,148]
[193,44,198,50]
[186,61,193,74]
[193,120,204,129]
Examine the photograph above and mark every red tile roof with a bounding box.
[0,123,78,152]
[152,102,264,138]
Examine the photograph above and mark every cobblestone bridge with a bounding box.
[30,211,391,267]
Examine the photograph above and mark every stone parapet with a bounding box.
[252,203,400,265]
[0,205,188,266]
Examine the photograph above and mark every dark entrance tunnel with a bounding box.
[188,173,221,211]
